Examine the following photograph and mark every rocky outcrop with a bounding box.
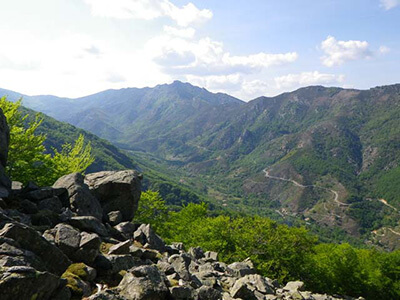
[0,108,10,198]
[53,173,103,220]
[0,169,360,300]
[85,170,142,222]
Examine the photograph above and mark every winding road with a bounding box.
[263,169,349,207]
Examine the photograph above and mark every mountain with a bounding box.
[2,82,400,249]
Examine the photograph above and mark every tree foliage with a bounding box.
[140,191,400,299]
[0,96,94,186]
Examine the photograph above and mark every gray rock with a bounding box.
[108,240,131,255]
[114,221,136,240]
[74,231,101,265]
[170,285,194,299]
[231,274,275,299]
[2,209,31,225]
[129,245,145,258]
[85,170,142,221]
[171,242,184,251]
[157,261,175,275]
[53,172,103,220]
[54,223,81,259]
[195,286,221,300]
[283,281,304,292]
[204,251,218,262]
[107,210,123,226]
[19,199,38,214]
[69,215,108,236]
[227,261,256,277]
[169,253,192,281]
[0,266,61,300]
[99,255,146,275]
[38,196,63,213]
[118,265,168,300]
[189,246,205,259]
[192,271,219,287]
[0,222,71,275]
[134,224,166,252]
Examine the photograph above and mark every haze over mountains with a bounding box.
[1,81,399,249]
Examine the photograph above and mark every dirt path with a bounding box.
[263,169,349,207]
[378,199,398,212]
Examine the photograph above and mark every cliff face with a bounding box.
[0,107,10,198]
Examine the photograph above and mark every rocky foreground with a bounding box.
[0,109,363,300]
[0,171,363,300]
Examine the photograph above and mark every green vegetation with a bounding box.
[0,97,94,185]
[140,191,400,299]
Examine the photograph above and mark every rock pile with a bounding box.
[0,180,361,300]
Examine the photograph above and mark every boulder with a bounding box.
[230,274,275,299]
[134,224,166,252]
[118,265,169,300]
[108,240,131,255]
[170,285,194,299]
[195,286,221,300]
[75,231,101,265]
[69,215,108,236]
[53,173,103,220]
[54,223,81,259]
[168,254,192,281]
[227,261,256,277]
[283,281,304,292]
[0,222,71,275]
[38,196,63,213]
[114,221,137,240]
[85,170,142,221]
[0,266,61,300]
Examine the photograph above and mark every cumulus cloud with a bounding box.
[83,0,212,27]
[379,45,391,54]
[320,36,372,67]
[274,71,345,89]
[148,34,298,76]
[0,30,169,97]
[380,0,400,10]
[163,26,196,38]
[186,74,242,91]
[185,71,346,101]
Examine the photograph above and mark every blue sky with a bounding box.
[0,0,399,100]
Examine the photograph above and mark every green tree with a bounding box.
[1,97,50,185]
[48,134,95,184]
[133,190,168,231]
[0,96,94,186]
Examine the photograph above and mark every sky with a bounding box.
[0,0,399,101]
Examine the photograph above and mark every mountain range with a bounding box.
[1,81,399,249]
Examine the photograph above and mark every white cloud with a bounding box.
[83,0,212,27]
[320,36,372,67]
[0,30,170,97]
[163,26,196,39]
[186,74,242,92]
[380,0,400,10]
[148,34,298,76]
[274,71,345,89]
[186,71,346,101]
[379,45,391,54]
